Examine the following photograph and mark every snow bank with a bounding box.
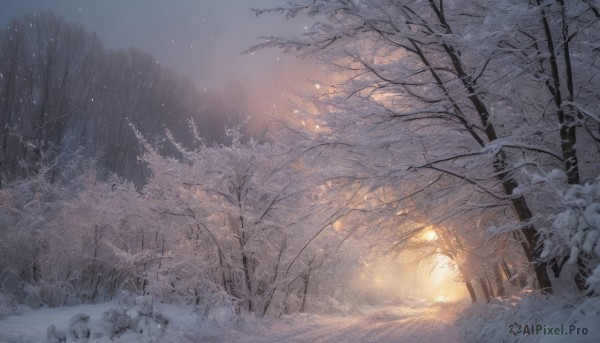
[0,301,113,343]
[542,177,600,294]
[0,293,21,319]
[43,295,172,342]
[0,293,248,343]
[1,296,464,343]
[457,291,600,342]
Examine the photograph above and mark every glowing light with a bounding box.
[315,124,321,129]
[314,83,321,90]
[333,219,343,232]
[373,277,383,287]
[349,254,468,305]
[423,230,438,241]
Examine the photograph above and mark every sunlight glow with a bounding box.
[373,277,383,287]
[433,295,446,303]
[349,254,469,305]
[427,254,467,303]
[423,230,438,241]
[333,219,343,232]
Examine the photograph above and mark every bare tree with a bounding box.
[0,12,232,186]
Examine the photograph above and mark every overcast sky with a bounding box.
[0,0,318,102]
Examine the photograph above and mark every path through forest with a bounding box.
[200,302,465,343]
[0,300,466,342]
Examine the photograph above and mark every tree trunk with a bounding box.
[428,0,553,294]
[479,278,491,303]
[493,262,505,297]
[465,280,477,303]
[300,272,310,313]
[500,259,518,288]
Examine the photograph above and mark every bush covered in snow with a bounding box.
[558,178,600,289]
[44,295,171,343]
[0,292,21,319]
[0,126,350,319]
[542,177,600,293]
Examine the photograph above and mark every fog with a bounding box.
[0,1,470,306]
[0,0,319,117]
[349,254,470,305]
[2,1,600,341]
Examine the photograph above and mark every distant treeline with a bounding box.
[0,12,240,186]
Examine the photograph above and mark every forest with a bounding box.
[1,1,600,342]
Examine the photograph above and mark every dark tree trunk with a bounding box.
[493,262,505,297]
[501,259,518,288]
[479,278,491,303]
[419,2,554,293]
[300,272,310,313]
[465,280,477,303]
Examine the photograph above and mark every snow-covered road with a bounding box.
[0,301,465,343]
[241,305,462,343]
[195,303,465,343]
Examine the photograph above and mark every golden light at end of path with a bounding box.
[423,230,438,241]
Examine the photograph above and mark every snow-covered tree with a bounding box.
[252,0,600,298]
[126,123,350,315]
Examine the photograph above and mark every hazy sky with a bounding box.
[0,0,318,99]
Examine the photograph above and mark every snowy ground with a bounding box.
[201,303,465,343]
[225,303,465,343]
[0,300,465,343]
[458,291,600,343]
[0,302,118,343]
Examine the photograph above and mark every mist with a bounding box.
[0,0,320,122]
[2,1,599,342]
